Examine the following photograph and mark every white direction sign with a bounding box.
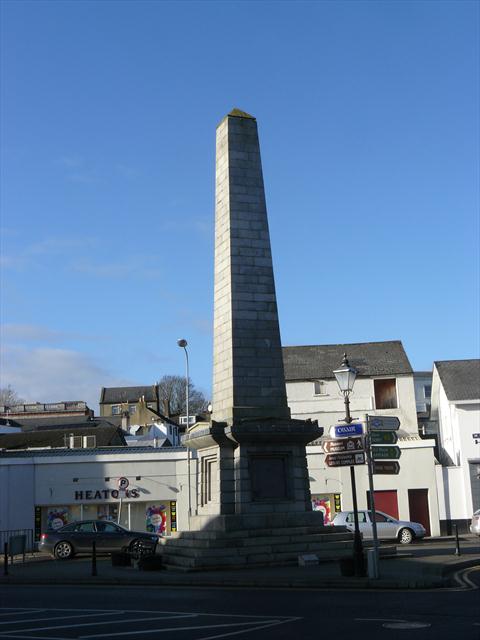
[367,416,400,431]
[322,436,364,454]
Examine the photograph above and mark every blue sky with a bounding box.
[1,0,478,410]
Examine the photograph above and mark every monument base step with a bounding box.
[160,522,357,571]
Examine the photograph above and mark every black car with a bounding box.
[39,520,159,560]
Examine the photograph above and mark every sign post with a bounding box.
[365,414,402,579]
[117,477,129,524]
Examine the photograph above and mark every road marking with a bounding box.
[0,611,46,619]
[191,618,300,640]
[0,612,121,626]
[81,619,286,639]
[0,613,197,635]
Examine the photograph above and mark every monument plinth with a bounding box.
[162,111,353,569]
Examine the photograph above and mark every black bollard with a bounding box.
[3,543,8,576]
[91,541,97,576]
[453,524,461,556]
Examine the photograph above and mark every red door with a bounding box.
[408,489,431,536]
[367,490,399,519]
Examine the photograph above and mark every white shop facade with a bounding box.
[0,447,190,542]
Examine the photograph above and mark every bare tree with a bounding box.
[156,375,207,417]
[0,385,25,408]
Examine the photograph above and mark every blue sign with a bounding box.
[332,423,364,438]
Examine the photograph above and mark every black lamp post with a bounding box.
[333,353,366,577]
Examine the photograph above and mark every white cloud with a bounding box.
[0,345,132,412]
[1,324,107,344]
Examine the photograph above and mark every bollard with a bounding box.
[453,524,461,556]
[91,541,97,576]
[3,543,8,576]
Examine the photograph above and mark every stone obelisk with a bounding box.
[162,111,353,570]
[185,109,323,527]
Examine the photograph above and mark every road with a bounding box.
[0,567,478,640]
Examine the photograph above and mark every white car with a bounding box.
[331,509,426,544]
[470,509,480,535]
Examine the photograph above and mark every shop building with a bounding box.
[0,447,189,541]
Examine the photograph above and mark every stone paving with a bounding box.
[1,536,479,590]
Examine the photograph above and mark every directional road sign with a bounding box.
[367,416,400,431]
[370,430,398,445]
[325,451,366,467]
[330,423,364,438]
[323,436,364,454]
[372,461,400,475]
[371,445,401,460]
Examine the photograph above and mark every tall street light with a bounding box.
[333,353,366,577]
[177,338,191,518]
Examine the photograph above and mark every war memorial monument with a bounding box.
[162,110,353,569]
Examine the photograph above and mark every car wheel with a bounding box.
[398,528,414,544]
[129,539,145,560]
[54,541,74,560]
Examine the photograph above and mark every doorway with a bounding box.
[367,489,399,519]
[408,488,431,536]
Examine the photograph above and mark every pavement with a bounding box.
[1,536,479,590]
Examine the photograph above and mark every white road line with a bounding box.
[194,618,300,640]
[81,619,281,639]
[0,612,122,626]
[0,609,48,618]
[0,612,46,619]
[7,613,197,635]
[0,635,70,640]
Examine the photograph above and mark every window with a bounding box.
[373,512,389,523]
[96,522,123,533]
[75,522,95,532]
[346,512,367,523]
[424,385,431,399]
[128,405,136,414]
[374,378,398,409]
[69,435,96,449]
[111,405,121,415]
[84,435,96,448]
[313,380,326,395]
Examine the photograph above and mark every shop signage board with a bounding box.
[330,423,364,438]
[367,416,400,431]
[370,430,398,445]
[325,451,366,467]
[322,436,364,454]
[371,446,401,460]
[372,461,400,475]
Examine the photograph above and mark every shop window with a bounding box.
[374,378,398,409]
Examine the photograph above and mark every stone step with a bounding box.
[173,525,348,540]
[162,537,353,559]
[164,529,353,546]
[163,544,354,571]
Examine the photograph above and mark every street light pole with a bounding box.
[177,338,191,518]
[334,353,366,577]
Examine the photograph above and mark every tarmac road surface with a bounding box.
[0,570,479,640]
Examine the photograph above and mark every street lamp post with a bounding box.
[333,353,366,577]
[177,338,191,518]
